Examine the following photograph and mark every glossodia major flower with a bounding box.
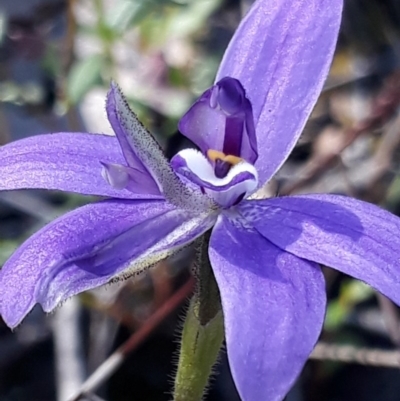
[1,0,400,400]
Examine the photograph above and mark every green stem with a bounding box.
[174,300,224,401]
[173,232,224,401]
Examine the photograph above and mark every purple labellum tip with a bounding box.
[214,159,231,179]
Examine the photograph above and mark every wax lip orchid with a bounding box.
[1,0,400,400]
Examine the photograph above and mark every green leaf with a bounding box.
[67,55,104,104]
[325,280,373,331]
[106,0,144,33]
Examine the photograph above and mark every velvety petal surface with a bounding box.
[0,133,158,199]
[217,0,343,184]
[0,199,217,328]
[107,83,215,211]
[242,194,400,306]
[209,214,326,401]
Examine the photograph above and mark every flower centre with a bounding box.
[170,148,258,209]
[207,149,243,179]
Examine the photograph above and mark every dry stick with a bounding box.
[377,294,400,348]
[64,0,78,73]
[241,0,254,15]
[361,115,400,348]
[0,186,86,401]
[85,394,107,401]
[63,0,86,133]
[310,342,400,368]
[0,192,59,222]
[361,112,400,202]
[53,298,86,401]
[281,70,400,196]
[371,118,400,348]
[68,278,194,401]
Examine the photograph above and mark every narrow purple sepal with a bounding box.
[106,83,154,175]
[0,133,160,199]
[178,77,257,163]
[0,199,216,328]
[242,194,400,307]
[107,82,215,211]
[217,0,343,184]
[209,214,326,401]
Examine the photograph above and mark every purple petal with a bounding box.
[209,215,326,401]
[178,78,257,163]
[0,199,216,328]
[217,0,343,184]
[242,194,400,306]
[107,83,214,211]
[179,88,225,153]
[0,133,161,199]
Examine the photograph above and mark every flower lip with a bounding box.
[171,148,258,208]
[207,149,243,179]
[214,159,231,178]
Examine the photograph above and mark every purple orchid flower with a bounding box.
[1,0,399,400]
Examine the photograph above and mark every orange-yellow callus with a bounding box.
[207,149,243,166]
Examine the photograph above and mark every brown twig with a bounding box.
[281,70,400,195]
[53,297,86,401]
[377,294,400,348]
[310,342,400,368]
[68,278,194,401]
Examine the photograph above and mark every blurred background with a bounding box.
[1,0,400,400]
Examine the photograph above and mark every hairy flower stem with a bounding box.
[173,231,224,401]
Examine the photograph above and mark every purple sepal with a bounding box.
[210,214,326,401]
[217,0,343,185]
[106,84,153,175]
[0,198,216,328]
[106,83,214,211]
[178,77,257,163]
[242,194,400,307]
[0,132,161,199]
